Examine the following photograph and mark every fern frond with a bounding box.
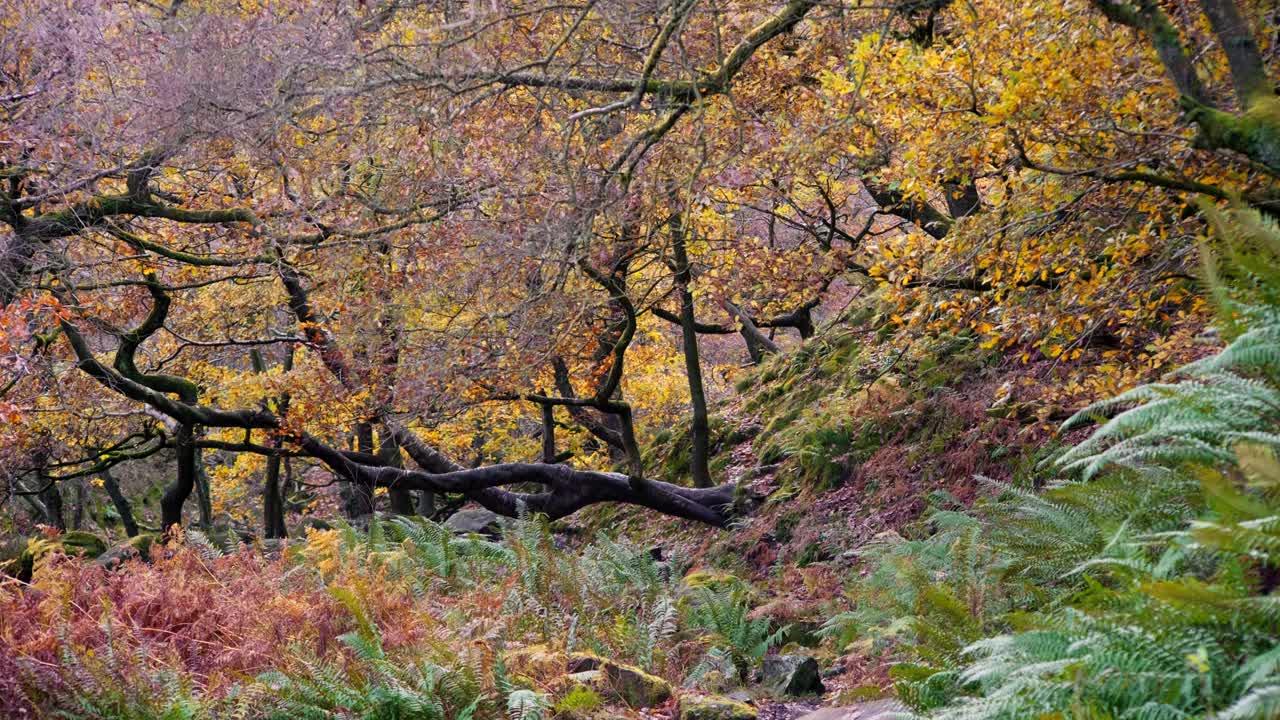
[1214,684,1280,720]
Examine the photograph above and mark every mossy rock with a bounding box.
[95,533,160,569]
[504,644,569,682]
[555,682,605,719]
[604,663,672,708]
[563,669,604,686]
[566,651,604,673]
[59,531,107,558]
[679,693,758,720]
[565,654,672,708]
[559,670,607,700]
[128,533,158,557]
[12,531,108,581]
[26,530,107,561]
[443,508,505,537]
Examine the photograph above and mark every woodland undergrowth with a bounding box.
[815,203,1280,719]
[0,507,785,718]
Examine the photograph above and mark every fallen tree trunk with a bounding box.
[61,317,740,527]
[361,424,738,526]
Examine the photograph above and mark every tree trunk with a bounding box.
[101,467,139,537]
[388,482,414,515]
[160,423,197,531]
[343,422,377,518]
[671,210,713,488]
[71,478,86,530]
[415,489,437,517]
[251,347,290,538]
[283,457,300,511]
[1199,0,1273,105]
[865,182,954,240]
[194,443,213,531]
[552,357,627,461]
[1093,0,1280,176]
[795,306,815,339]
[942,178,981,219]
[39,478,66,531]
[0,230,40,308]
[263,452,287,538]
[313,428,740,527]
[380,428,415,515]
[540,399,557,463]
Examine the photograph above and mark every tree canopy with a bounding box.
[2,0,1277,536]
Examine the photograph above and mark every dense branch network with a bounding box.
[5,0,1277,537]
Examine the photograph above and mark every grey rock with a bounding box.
[444,508,505,536]
[794,700,908,720]
[760,655,823,696]
[679,693,757,720]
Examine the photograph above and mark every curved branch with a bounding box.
[298,434,735,526]
[113,274,199,400]
[60,320,275,429]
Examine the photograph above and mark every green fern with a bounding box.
[1058,203,1280,480]
[505,689,548,720]
[684,587,787,683]
[898,202,1280,719]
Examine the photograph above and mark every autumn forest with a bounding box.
[3,0,1280,718]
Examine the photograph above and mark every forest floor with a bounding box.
[555,316,1098,711]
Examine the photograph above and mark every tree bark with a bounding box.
[551,357,628,456]
[670,209,713,488]
[790,305,816,340]
[283,457,300,511]
[251,348,291,537]
[0,231,40,309]
[1091,0,1210,105]
[194,444,213,531]
[160,423,198,531]
[540,399,557,463]
[652,300,818,341]
[723,301,780,364]
[308,430,738,527]
[62,295,739,528]
[415,488,437,517]
[344,423,378,519]
[71,479,86,531]
[39,479,66,531]
[263,451,287,538]
[1092,0,1280,176]
[942,178,981,219]
[864,182,954,240]
[100,467,139,537]
[380,427,415,515]
[1199,0,1272,104]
